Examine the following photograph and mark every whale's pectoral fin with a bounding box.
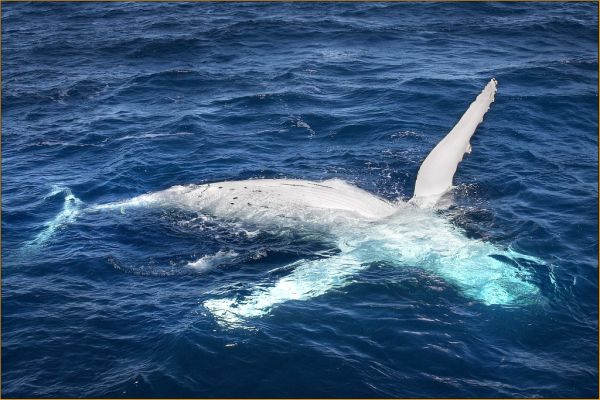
[412,78,498,207]
[203,252,366,328]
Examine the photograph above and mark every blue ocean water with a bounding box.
[2,2,598,397]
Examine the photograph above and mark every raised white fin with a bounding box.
[412,78,498,206]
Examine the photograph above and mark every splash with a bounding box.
[187,250,239,273]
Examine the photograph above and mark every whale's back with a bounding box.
[184,178,398,221]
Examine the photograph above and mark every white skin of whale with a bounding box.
[413,78,498,205]
[92,176,540,326]
[27,79,543,327]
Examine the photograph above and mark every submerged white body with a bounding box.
[98,175,539,326]
[28,79,543,327]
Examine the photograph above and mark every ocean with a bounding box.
[2,2,598,397]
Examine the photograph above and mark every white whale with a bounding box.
[28,79,543,327]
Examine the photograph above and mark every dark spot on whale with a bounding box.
[233,197,238,199]
[218,186,223,189]
[230,202,234,205]
[247,202,252,206]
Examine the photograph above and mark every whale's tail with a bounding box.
[23,185,180,249]
[412,78,498,207]
[24,186,84,249]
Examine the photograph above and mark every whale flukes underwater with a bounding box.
[27,78,544,327]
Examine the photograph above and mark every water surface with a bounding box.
[2,2,598,397]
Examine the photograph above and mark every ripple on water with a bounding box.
[2,2,598,398]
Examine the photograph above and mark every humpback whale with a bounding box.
[28,79,543,327]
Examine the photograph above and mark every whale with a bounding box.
[26,78,543,327]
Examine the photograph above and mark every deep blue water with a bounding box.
[2,2,598,398]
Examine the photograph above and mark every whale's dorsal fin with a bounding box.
[412,78,498,207]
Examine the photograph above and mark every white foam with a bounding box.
[295,117,316,136]
[187,250,239,272]
[114,132,193,142]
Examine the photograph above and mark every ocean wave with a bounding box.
[101,36,206,58]
[3,2,598,397]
